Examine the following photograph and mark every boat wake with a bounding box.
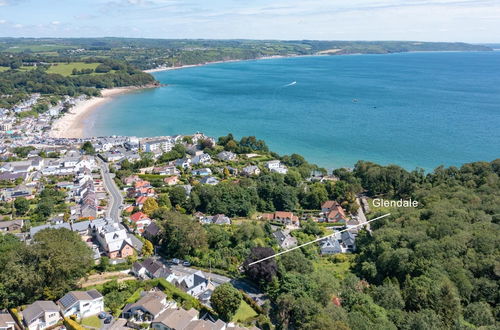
[283,81,297,87]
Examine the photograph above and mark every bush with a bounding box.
[64,317,85,330]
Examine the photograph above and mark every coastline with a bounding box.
[50,86,156,139]
[143,55,301,73]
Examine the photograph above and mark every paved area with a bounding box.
[97,158,123,222]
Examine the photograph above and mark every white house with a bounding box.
[57,290,104,319]
[22,301,61,330]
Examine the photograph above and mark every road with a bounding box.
[97,158,123,222]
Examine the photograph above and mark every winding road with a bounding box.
[97,158,123,222]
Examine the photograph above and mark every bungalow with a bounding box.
[341,231,357,251]
[273,230,298,250]
[122,290,175,322]
[199,176,219,185]
[198,214,231,225]
[319,237,342,255]
[163,176,179,186]
[174,158,191,169]
[217,151,237,161]
[143,222,161,241]
[58,290,104,319]
[191,168,212,177]
[242,165,261,176]
[151,308,198,330]
[261,211,300,228]
[22,301,61,330]
[0,219,24,232]
[154,166,179,176]
[135,196,148,209]
[191,153,212,165]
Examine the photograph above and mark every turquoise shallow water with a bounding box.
[86,52,500,170]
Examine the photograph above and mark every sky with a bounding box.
[0,0,499,42]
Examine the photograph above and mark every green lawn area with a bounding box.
[0,66,9,72]
[232,300,258,323]
[81,315,101,329]
[313,255,353,279]
[46,62,100,76]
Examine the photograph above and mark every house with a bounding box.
[319,237,342,255]
[154,166,179,176]
[122,290,175,322]
[0,311,16,330]
[123,175,140,186]
[22,301,61,330]
[0,311,15,330]
[191,153,212,165]
[136,196,148,209]
[217,151,237,161]
[321,201,348,223]
[241,165,261,176]
[197,214,231,225]
[199,176,219,185]
[174,158,191,169]
[151,308,198,330]
[177,271,209,297]
[58,290,104,319]
[341,231,356,251]
[273,230,298,250]
[95,222,135,259]
[261,211,300,228]
[265,160,288,174]
[191,168,212,177]
[143,222,161,241]
[130,212,152,233]
[163,176,180,186]
[133,258,174,280]
[0,219,24,232]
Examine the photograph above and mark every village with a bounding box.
[0,93,370,330]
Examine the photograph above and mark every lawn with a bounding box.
[313,255,353,279]
[81,315,101,329]
[0,66,9,72]
[232,300,258,323]
[46,62,100,76]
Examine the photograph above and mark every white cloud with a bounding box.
[0,19,6,24]
[51,20,60,25]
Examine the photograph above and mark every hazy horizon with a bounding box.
[1,0,499,43]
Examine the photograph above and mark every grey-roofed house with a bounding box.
[143,222,161,241]
[319,237,342,255]
[122,291,175,322]
[0,311,16,330]
[58,289,104,318]
[22,301,61,330]
[151,308,198,330]
[199,176,219,185]
[273,230,298,250]
[0,219,24,232]
[133,258,174,280]
[178,273,209,297]
[341,231,356,251]
[216,151,237,161]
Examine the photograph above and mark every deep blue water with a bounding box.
[86,52,500,170]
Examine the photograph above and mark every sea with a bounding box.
[85,51,500,171]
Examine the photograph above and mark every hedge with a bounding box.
[155,278,202,309]
[63,317,85,330]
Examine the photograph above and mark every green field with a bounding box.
[232,300,258,323]
[0,66,9,72]
[46,62,100,76]
[313,255,353,279]
[2,44,75,53]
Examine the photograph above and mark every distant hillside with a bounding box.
[0,38,492,70]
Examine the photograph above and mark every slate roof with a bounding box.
[58,290,103,310]
[23,301,60,325]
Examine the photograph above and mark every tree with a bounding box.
[464,302,494,327]
[157,194,172,209]
[80,141,95,155]
[210,283,242,321]
[97,256,110,272]
[142,239,154,257]
[244,247,278,283]
[143,197,159,216]
[159,212,207,257]
[14,197,30,215]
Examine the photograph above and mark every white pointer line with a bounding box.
[247,213,392,266]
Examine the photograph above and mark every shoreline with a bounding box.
[49,85,157,139]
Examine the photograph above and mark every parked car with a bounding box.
[182,261,191,266]
[104,316,113,324]
[172,258,181,265]
[98,312,107,319]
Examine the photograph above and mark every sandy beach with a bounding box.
[50,87,150,138]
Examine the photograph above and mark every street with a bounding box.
[97,158,123,223]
